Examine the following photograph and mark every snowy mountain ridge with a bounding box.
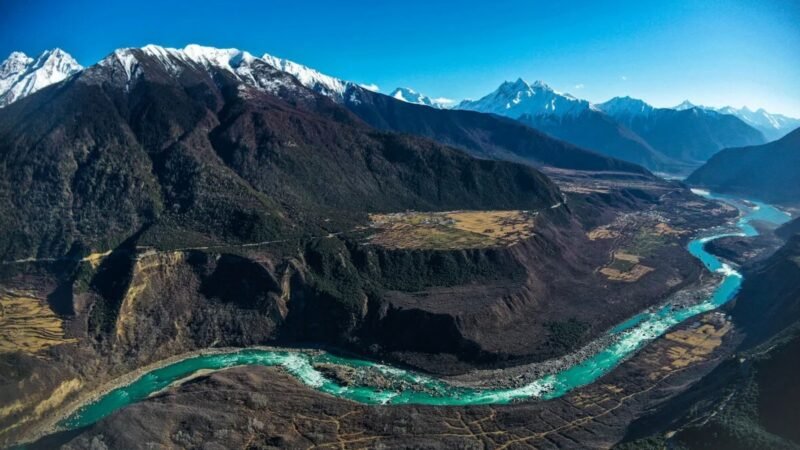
[261,52,351,99]
[94,44,364,102]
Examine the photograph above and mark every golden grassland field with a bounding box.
[367,210,537,250]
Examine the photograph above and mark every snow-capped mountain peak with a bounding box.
[458,77,591,118]
[596,96,654,116]
[0,52,35,98]
[530,79,550,89]
[183,44,254,68]
[674,100,699,111]
[502,77,530,91]
[0,48,83,107]
[179,45,265,87]
[389,87,451,109]
[1,52,34,76]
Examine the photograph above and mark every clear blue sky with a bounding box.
[2,0,799,115]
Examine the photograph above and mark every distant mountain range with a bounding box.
[598,96,766,165]
[457,80,770,173]
[2,48,796,175]
[687,127,800,206]
[453,80,673,170]
[344,85,645,174]
[675,100,800,141]
[184,47,645,174]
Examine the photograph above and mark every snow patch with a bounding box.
[359,83,379,92]
[690,188,711,197]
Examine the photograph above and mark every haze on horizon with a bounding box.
[2,0,799,116]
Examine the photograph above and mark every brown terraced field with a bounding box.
[0,290,76,354]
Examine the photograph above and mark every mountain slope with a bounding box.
[0,45,563,260]
[0,49,82,107]
[600,97,766,166]
[457,80,676,171]
[686,128,800,205]
[517,109,676,171]
[731,233,800,348]
[777,217,800,240]
[247,56,647,174]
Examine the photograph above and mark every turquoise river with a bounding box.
[56,191,791,432]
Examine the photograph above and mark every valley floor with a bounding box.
[33,310,742,449]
